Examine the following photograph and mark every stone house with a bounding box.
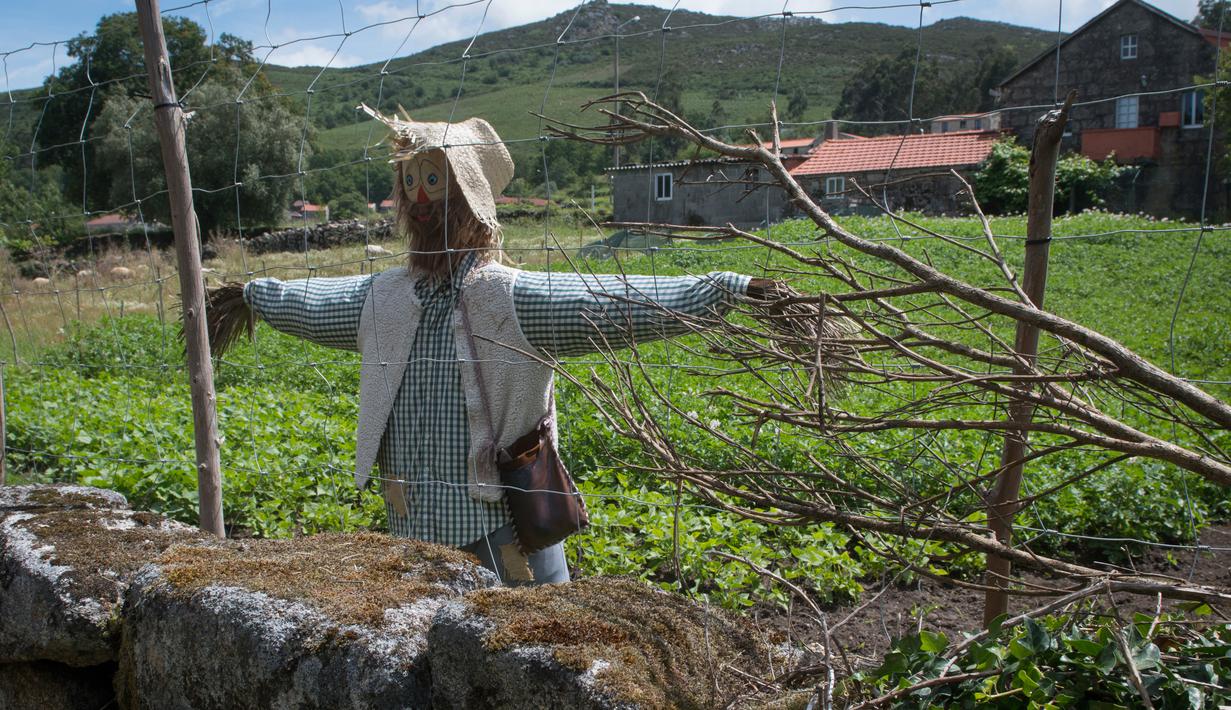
[289,199,330,224]
[608,128,998,226]
[607,158,794,229]
[997,0,1227,216]
[932,112,1001,134]
[789,130,1001,215]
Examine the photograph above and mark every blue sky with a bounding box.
[0,0,1203,90]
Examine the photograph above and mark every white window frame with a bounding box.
[654,172,673,201]
[1182,90,1205,128]
[1115,96,1139,129]
[824,176,845,199]
[1120,33,1138,60]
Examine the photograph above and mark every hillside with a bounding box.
[0,3,1058,210]
[256,4,1057,153]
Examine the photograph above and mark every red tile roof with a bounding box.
[790,130,1000,177]
[86,213,129,227]
[758,137,816,150]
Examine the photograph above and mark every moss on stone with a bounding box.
[159,532,482,627]
[16,487,123,511]
[467,577,769,709]
[13,506,206,604]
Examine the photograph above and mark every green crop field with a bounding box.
[3,211,1228,609]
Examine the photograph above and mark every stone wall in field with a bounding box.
[0,485,771,710]
[237,218,395,255]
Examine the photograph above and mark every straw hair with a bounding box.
[395,165,498,277]
[188,282,254,360]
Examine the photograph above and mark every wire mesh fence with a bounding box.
[0,0,1228,647]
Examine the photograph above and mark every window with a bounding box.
[1182,90,1205,127]
[824,176,845,198]
[1120,33,1138,60]
[1115,96,1139,129]
[654,173,672,201]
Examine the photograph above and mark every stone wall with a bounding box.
[0,485,773,709]
[236,219,396,255]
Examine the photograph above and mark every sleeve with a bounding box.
[513,270,751,358]
[243,274,373,351]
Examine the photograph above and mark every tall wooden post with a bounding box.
[982,91,1075,626]
[0,365,6,486]
[134,0,225,537]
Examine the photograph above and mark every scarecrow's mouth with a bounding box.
[409,203,439,224]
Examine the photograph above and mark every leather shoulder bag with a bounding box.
[459,297,589,554]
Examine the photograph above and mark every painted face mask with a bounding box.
[401,149,449,223]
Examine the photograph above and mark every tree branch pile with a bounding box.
[539,93,1231,607]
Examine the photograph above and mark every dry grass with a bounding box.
[0,216,606,357]
[467,577,770,709]
[158,532,484,627]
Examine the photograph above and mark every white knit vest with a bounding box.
[353,261,554,501]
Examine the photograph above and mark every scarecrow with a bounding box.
[206,106,788,585]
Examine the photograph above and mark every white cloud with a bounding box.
[267,43,365,68]
[2,44,68,91]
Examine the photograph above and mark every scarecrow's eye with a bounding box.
[427,173,439,186]
[403,173,415,188]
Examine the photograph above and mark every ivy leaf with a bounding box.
[920,630,949,654]
[1131,643,1161,671]
[1067,638,1105,657]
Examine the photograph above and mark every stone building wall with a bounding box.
[998,1,1223,216]
[801,168,978,216]
[609,161,794,229]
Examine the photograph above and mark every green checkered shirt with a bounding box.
[244,255,749,546]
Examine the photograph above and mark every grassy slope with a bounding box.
[251,7,1057,154]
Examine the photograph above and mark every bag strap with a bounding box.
[458,295,501,446]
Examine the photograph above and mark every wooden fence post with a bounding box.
[134,0,225,537]
[1,365,6,486]
[983,91,1075,626]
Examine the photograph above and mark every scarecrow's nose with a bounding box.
[416,186,430,204]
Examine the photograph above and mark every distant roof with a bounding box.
[999,0,1225,87]
[757,137,816,150]
[86,213,130,227]
[932,113,995,121]
[790,130,1000,177]
[606,158,741,173]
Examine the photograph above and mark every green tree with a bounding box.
[93,78,303,235]
[36,13,254,214]
[0,143,84,257]
[834,44,1019,132]
[786,86,809,121]
[1194,0,1231,28]
[973,138,1127,214]
[947,39,1021,113]
[330,192,368,220]
[832,50,948,132]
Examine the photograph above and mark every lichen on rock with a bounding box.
[0,484,202,666]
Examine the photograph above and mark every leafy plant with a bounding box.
[973,138,1128,214]
[849,610,1231,708]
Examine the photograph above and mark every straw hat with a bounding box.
[359,104,514,231]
